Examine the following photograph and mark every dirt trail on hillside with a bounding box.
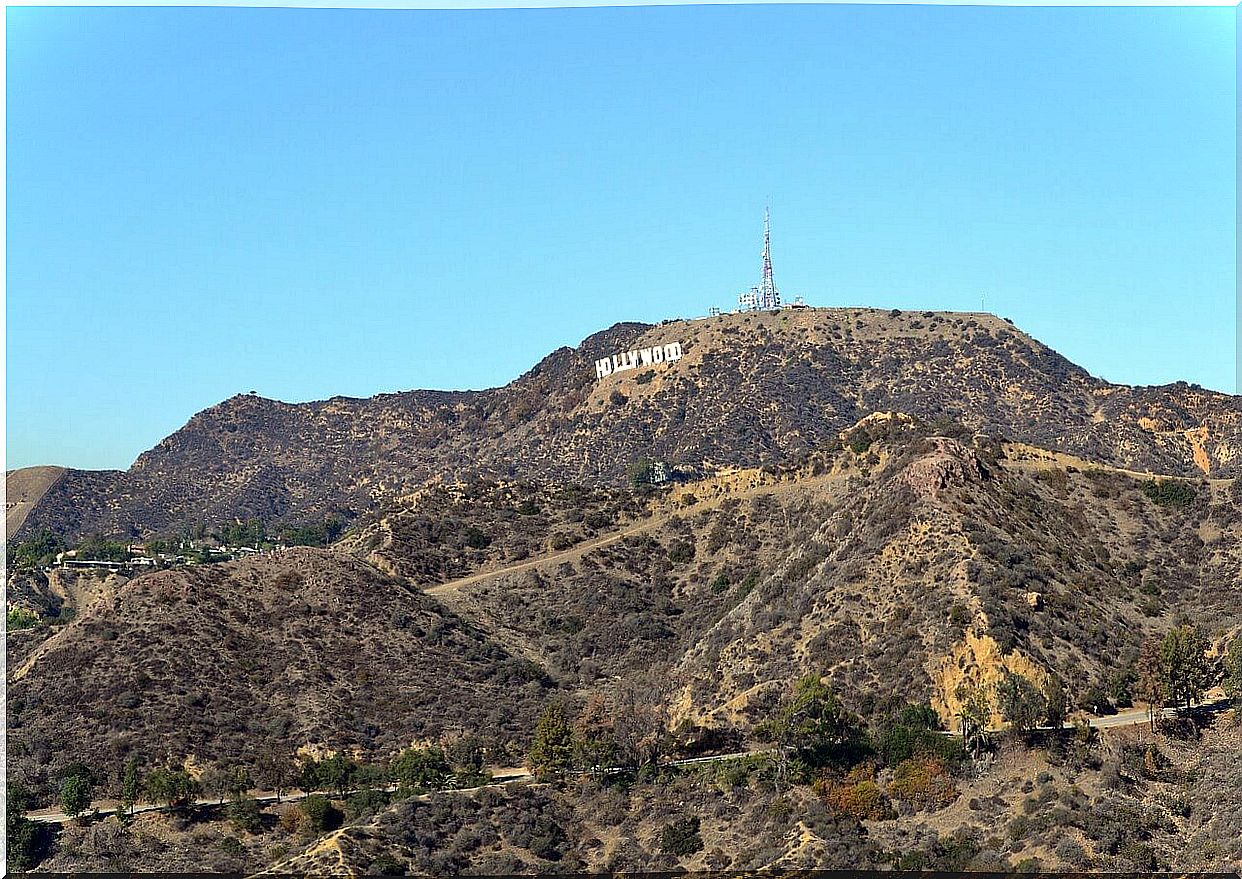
[416,469,853,672]
[424,469,849,601]
[1003,442,1232,485]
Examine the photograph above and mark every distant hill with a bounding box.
[14,308,1242,543]
[5,465,67,539]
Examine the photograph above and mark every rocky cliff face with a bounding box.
[16,308,1242,541]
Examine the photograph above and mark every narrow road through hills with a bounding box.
[25,698,1231,827]
[24,751,768,826]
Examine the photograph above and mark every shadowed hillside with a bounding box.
[6,466,68,539]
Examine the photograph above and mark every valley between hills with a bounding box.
[6,307,1242,874]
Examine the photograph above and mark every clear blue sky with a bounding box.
[7,5,1236,471]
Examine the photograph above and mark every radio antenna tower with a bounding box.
[758,206,780,309]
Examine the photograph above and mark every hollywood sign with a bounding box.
[595,342,684,380]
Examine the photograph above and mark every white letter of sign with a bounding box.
[596,358,612,379]
[664,342,683,362]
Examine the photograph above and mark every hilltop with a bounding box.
[14,308,1242,542]
[8,308,1242,876]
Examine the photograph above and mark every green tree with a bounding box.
[119,756,143,816]
[1042,676,1068,729]
[1160,625,1211,709]
[1224,638,1242,708]
[257,749,292,803]
[1135,636,1167,731]
[9,528,65,569]
[7,779,48,872]
[528,701,577,780]
[954,683,992,760]
[201,766,231,805]
[226,766,253,800]
[59,773,93,821]
[659,816,704,856]
[995,672,1047,736]
[298,756,323,792]
[145,767,199,811]
[874,702,961,768]
[74,534,130,561]
[391,746,450,795]
[220,517,265,547]
[443,734,489,788]
[757,674,857,786]
[317,755,354,797]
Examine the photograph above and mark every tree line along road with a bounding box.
[25,698,1234,827]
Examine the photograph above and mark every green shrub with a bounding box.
[7,607,41,630]
[345,788,391,821]
[668,540,695,564]
[227,795,262,833]
[369,853,408,875]
[583,510,613,530]
[298,795,343,832]
[1142,480,1196,507]
[659,816,703,856]
[734,571,759,602]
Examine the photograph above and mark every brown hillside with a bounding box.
[254,720,1242,875]
[668,430,1241,730]
[6,465,67,539]
[5,548,553,803]
[16,308,1242,542]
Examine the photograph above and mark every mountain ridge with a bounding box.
[12,307,1241,543]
